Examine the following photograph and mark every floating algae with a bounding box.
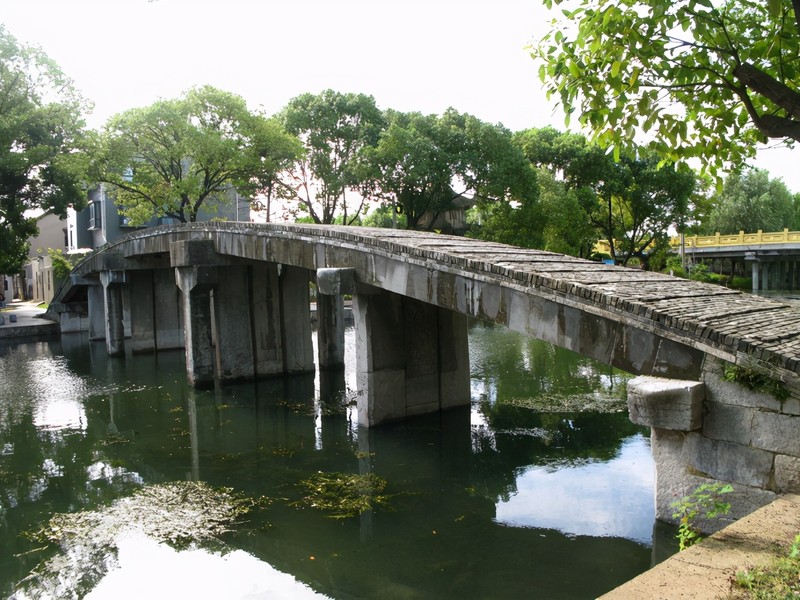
[13,481,256,599]
[490,392,628,413]
[292,471,393,518]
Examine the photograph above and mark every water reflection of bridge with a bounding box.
[672,229,800,290]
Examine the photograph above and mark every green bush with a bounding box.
[729,276,752,290]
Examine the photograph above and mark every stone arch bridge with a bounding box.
[51,222,800,525]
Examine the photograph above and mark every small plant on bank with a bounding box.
[729,534,800,598]
[723,363,789,402]
[671,482,733,551]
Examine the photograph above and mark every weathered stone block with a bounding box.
[316,268,355,296]
[703,401,754,446]
[752,412,800,456]
[59,311,87,333]
[775,455,800,493]
[782,397,800,416]
[627,376,704,431]
[612,325,657,375]
[652,338,705,380]
[684,434,773,488]
[170,239,218,267]
[651,427,690,523]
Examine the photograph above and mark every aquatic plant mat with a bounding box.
[292,471,393,518]
[501,392,627,413]
[15,481,255,599]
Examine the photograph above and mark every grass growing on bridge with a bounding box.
[723,362,789,402]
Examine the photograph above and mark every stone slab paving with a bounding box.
[600,494,800,599]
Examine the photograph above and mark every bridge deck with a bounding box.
[70,223,800,375]
[313,225,800,374]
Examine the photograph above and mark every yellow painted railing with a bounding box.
[671,229,800,249]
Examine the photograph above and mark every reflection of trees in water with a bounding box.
[0,412,125,597]
[467,321,645,505]
[469,321,630,403]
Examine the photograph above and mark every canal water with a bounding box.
[0,322,673,599]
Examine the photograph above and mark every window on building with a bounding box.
[88,200,102,230]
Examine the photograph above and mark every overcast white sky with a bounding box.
[2,0,798,192]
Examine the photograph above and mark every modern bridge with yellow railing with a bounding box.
[669,228,800,291]
[670,228,800,250]
[597,230,800,291]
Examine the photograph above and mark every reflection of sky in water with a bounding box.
[85,531,329,600]
[495,435,654,544]
[0,351,100,432]
[28,356,90,430]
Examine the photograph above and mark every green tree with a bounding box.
[573,151,696,267]
[90,86,301,225]
[794,193,800,229]
[366,108,537,232]
[361,110,452,230]
[513,128,598,257]
[537,169,598,257]
[278,90,385,225]
[361,204,407,229]
[516,128,696,266]
[532,0,800,176]
[704,167,797,233]
[469,189,543,248]
[0,26,89,274]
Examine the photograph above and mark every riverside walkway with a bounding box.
[0,300,58,339]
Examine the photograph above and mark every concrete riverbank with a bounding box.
[601,494,800,599]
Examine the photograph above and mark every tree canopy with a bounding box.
[703,167,799,233]
[366,108,538,232]
[278,90,384,225]
[532,0,800,176]
[514,127,697,265]
[89,86,301,225]
[0,26,89,274]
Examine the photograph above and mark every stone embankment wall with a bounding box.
[629,357,800,531]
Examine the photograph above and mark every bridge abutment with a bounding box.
[628,365,800,532]
[352,282,470,427]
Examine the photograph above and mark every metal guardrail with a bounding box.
[671,229,800,249]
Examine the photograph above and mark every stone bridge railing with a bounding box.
[52,222,800,529]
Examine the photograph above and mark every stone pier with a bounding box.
[171,240,315,387]
[351,282,471,427]
[100,269,126,357]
